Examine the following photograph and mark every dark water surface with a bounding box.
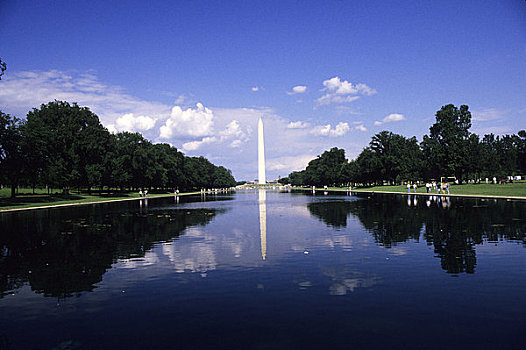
[1,190,525,349]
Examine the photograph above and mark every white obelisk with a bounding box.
[258,117,266,184]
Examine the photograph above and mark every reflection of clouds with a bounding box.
[320,234,353,250]
[161,228,217,274]
[290,233,353,253]
[119,251,160,269]
[225,228,252,259]
[298,281,312,290]
[323,268,380,296]
[270,204,311,218]
[389,247,408,256]
[329,277,378,295]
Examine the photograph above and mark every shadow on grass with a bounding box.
[0,192,134,208]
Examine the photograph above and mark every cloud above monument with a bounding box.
[316,77,376,106]
[159,103,215,138]
[287,121,310,129]
[310,122,350,137]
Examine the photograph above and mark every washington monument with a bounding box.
[258,117,266,184]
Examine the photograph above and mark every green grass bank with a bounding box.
[0,188,201,212]
[324,182,526,199]
[2,182,525,212]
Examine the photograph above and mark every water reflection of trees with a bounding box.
[307,200,356,227]
[307,194,526,274]
[0,205,220,298]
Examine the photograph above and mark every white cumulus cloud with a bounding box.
[182,136,218,151]
[316,76,376,106]
[374,113,405,126]
[311,122,350,137]
[230,139,243,148]
[251,86,260,92]
[159,103,214,139]
[287,85,307,95]
[0,70,170,136]
[287,121,310,129]
[109,113,156,132]
[355,124,367,132]
[219,120,245,139]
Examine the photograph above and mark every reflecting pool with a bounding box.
[1,190,525,349]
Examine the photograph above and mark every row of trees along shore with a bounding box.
[0,100,236,198]
[279,104,526,187]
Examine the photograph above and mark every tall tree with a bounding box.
[517,130,526,175]
[354,148,382,185]
[211,166,236,188]
[480,134,499,178]
[110,132,152,190]
[24,101,109,193]
[303,147,346,186]
[288,170,305,186]
[0,111,24,197]
[422,104,473,181]
[368,131,423,184]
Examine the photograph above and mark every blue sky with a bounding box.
[1,0,525,181]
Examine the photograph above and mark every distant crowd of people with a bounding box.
[407,181,450,194]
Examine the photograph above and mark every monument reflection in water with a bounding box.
[259,189,267,260]
[0,190,525,349]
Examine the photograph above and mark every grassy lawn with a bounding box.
[0,188,190,211]
[327,181,526,198]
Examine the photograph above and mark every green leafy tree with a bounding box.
[183,156,213,189]
[303,147,346,186]
[479,134,499,178]
[150,143,185,190]
[0,111,25,197]
[340,159,360,185]
[499,135,519,176]
[24,101,109,193]
[479,133,521,179]
[368,131,423,184]
[464,133,482,180]
[422,104,473,182]
[517,130,526,175]
[109,132,152,190]
[278,177,290,185]
[288,171,305,186]
[211,166,236,188]
[354,148,382,185]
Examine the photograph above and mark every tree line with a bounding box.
[280,104,526,187]
[0,100,236,198]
